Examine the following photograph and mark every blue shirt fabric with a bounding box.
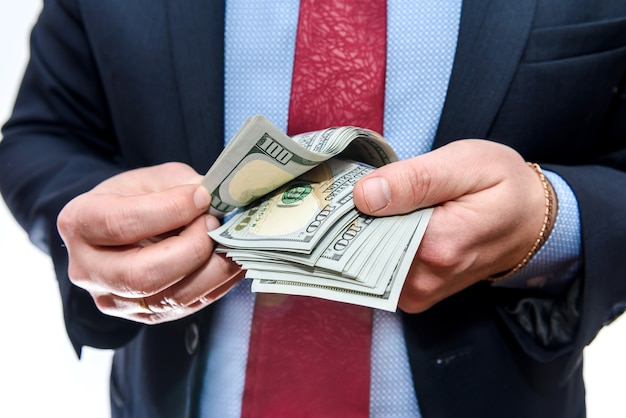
[199,1,582,416]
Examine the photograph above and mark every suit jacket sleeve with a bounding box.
[0,0,141,355]
[486,10,626,374]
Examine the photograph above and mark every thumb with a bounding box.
[353,140,520,216]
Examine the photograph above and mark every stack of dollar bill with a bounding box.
[203,115,433,311]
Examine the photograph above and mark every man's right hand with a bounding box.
[57,162,243,324]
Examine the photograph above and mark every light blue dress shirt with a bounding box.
[199,1,582,416]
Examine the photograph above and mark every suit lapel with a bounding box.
[433,0,537,148]
[165,0,226,173]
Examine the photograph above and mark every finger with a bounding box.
[97,162,204,194]
[61,183,212,246]
[69,214,218,297]
[195,271,245,305]
[156,270,244,312]
[353,140,524,216]
[93,293,194,324]
[144,255,243,311]
[93,271,243,325]
[147,216,244,307]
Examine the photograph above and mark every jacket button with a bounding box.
[185,322,200,355]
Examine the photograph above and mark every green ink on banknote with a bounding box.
[281,183,312,205]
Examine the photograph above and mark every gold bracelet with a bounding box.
[487,162,558,282]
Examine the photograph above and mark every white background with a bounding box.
[1,2,625,417]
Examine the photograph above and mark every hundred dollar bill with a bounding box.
[250,208,434,311]
[221,209,361,268]
[201,115,397,216]
[231,214,400,285]
[316,214,392,274]
[208,159,372,253]
[238,209,427,289]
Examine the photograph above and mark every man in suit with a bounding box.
[1,0,626,417]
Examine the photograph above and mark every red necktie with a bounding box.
[241,0,386,416]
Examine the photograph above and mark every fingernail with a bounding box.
[194,186,212,210]
[361,177,391,212]
[205,214,219,232]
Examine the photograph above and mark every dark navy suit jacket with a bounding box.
[2,1,626,417]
